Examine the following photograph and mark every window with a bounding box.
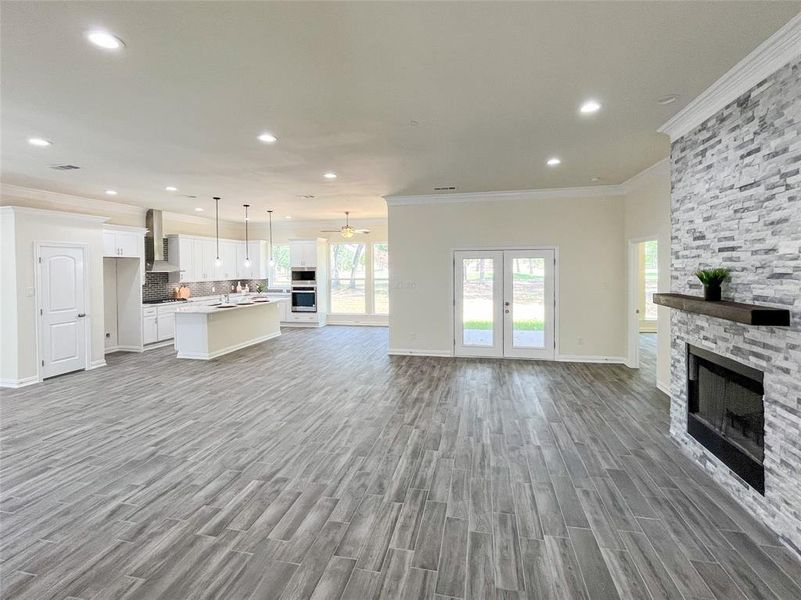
[270,244,290,287]
[373,243,389,315]
[330,243,366,313]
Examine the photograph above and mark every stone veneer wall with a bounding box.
[669,57,801,552]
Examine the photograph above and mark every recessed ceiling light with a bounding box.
[258,132,277,144]
[195,207,204,212]
[86,30,125,50]
[28,137,52,147]
[657,94,679,105]
[591,176,603,183]
[165,186,178,192]
[546,157,561,167]
[579,100,602,114]
[105,189,117,196]
[323,172,337,179]
[285,216,292,219]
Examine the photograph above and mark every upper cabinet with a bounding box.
[290,240,318,268]
[166,235,267,283]
[103,226,144,258]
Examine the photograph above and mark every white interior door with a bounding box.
[454,249,555,359]
[39,245,87,378]
[503,250,555,359]
[454,251,503,357]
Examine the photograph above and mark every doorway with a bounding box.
[453,249,555,359]
[37,244,89,379]
[627,238,658,377]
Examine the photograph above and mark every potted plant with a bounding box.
[695,268,730,301]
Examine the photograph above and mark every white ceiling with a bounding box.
[2,2,799,223]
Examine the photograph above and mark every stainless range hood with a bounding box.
[145,209,181,273]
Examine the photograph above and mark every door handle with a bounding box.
[77,313,86,318]
[504,301,510,306]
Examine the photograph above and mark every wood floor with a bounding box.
[1,327,799,600]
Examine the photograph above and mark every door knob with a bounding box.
[504,301,510,306]
[505,309,510,314]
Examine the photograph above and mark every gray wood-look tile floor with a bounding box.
[1,328,799,600]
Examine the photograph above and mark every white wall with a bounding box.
[387,193,627,358]
[0,209,20,384]
[623,159,671,391]
[1,207,107,385]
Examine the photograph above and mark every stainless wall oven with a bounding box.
[291,268,318,312]
[291,285,317,312]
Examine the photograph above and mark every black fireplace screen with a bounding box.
[687,344,765,493]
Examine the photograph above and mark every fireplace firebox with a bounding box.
[686,344,765,494]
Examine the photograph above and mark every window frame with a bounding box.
[328,240,388,316]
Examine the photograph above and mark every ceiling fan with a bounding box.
[321,211,370,239]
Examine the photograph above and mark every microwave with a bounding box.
[291,269,316,283]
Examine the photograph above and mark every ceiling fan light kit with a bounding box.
[320,211,371,238]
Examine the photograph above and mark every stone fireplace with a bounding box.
[669,57,801,552]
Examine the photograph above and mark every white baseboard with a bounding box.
[556,354,627,364]
[388,348,454,358]
[177,331,281,360]
[326,320,389,327]
[87,359,107,370]
[105,345,143,354]
[0,375,39,389]
[281,322,325,328]
[657,379,670,395]
[143,340,175,351]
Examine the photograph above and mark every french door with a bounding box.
[454,249,555,359]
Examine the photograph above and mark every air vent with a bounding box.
[433,185,456,192]
[50,164,80,170]
[299,194,316,199]
[182,195,197,199]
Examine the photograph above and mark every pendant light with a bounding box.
[267,209,275,267]
[213,197,222,267]
[243,204,251,268]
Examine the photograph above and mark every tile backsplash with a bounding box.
[142,273,268,302]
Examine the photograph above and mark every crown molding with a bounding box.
[385,183,625,207]
[659,12,801,141]
[0,205,109,223]
[1,182,144,217]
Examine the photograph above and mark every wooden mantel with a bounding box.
[653,293,790,326]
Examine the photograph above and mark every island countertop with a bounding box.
[174,298,283,359]
[175,297,288,315]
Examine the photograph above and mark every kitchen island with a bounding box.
[174,298,286,360]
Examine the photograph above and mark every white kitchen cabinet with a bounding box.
[290,240,317,268]
[218,241,238,280]
[103,228,142,258]
[157,310,175,341]
[192,238,217,282]
[143,308,158,344]
[236,243,252,279]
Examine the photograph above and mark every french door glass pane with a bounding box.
[462,258,495,346]
[511,257,545,348]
